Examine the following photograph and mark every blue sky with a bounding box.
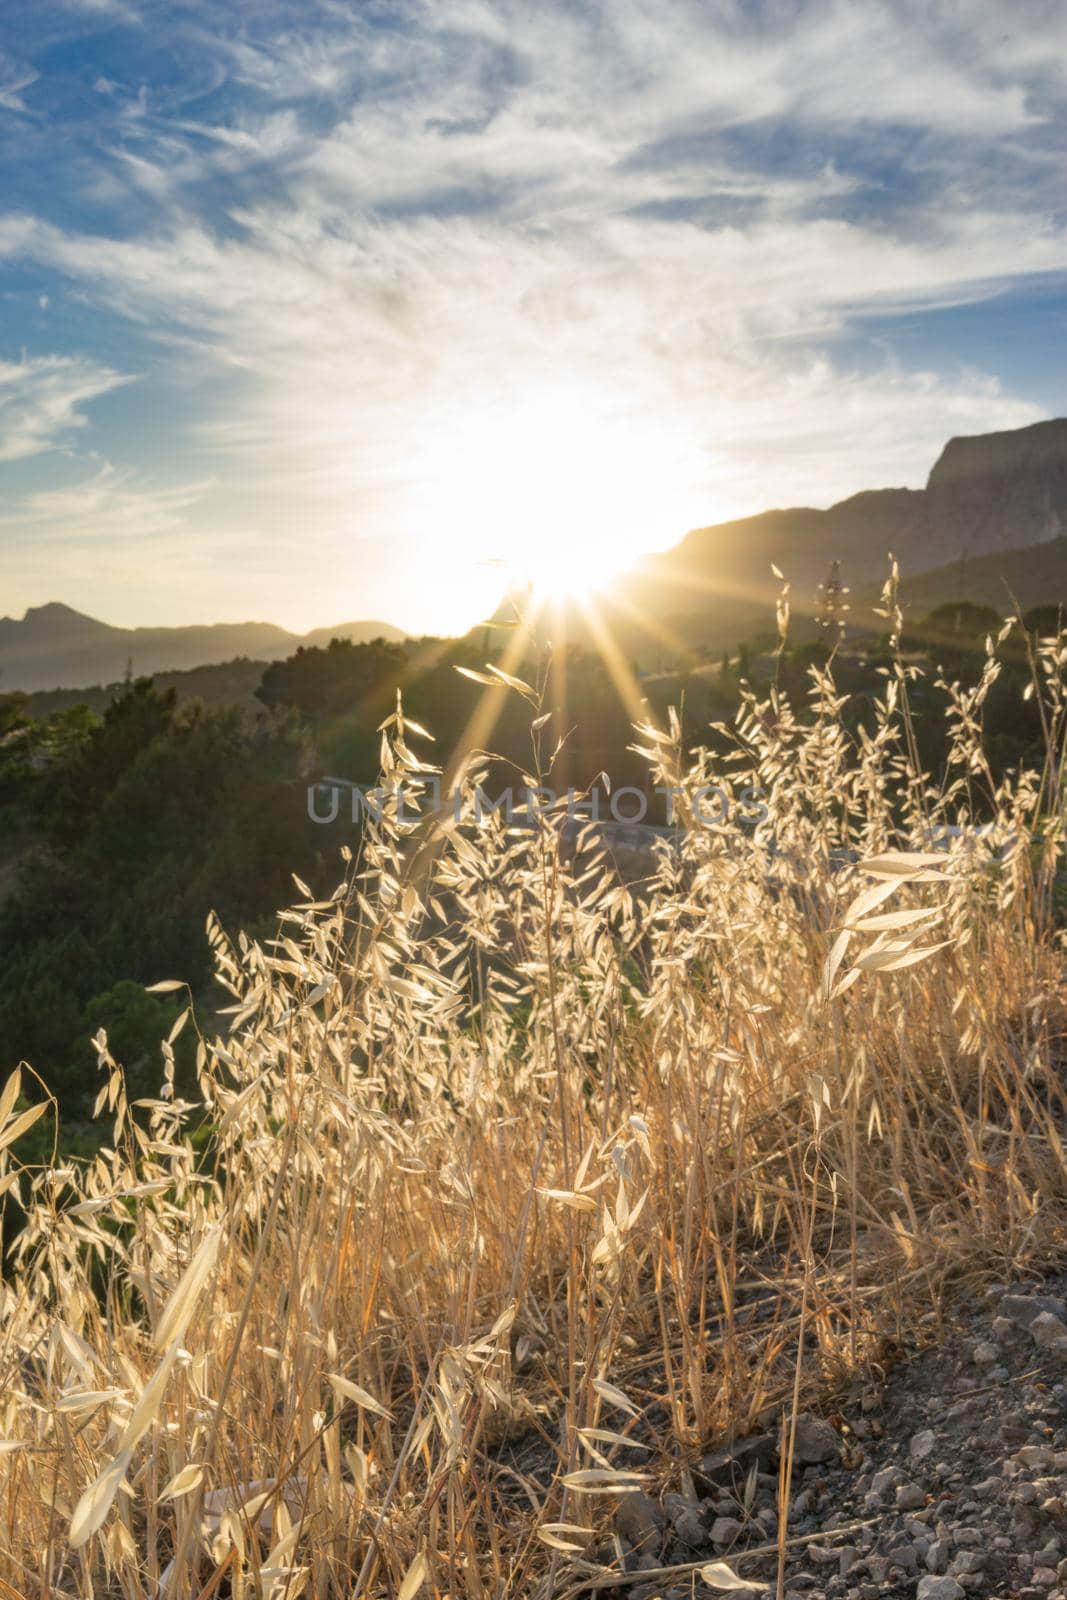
[1,0,1066,632]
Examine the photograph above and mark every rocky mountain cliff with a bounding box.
[600,417,1067,656]
[925,418,1067,554]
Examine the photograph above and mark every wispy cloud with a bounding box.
[0,460,208,537]
[0,355,129,462]
[0,0,1065,627]
[0,59,38,117]
[59,0,142,24]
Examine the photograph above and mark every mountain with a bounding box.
[852,536,1067,620]
[9,418,1067,689]
[599,417,1067,660]
[15,657,275,720]
[925,419,1067,555]
[299,621,405,651]
[0,603,405,693]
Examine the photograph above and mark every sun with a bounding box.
[511,540,617,603]
[405,378,708,620]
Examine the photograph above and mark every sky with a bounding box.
[1,0,1066,635]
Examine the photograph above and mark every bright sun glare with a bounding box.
[409,382,707,618]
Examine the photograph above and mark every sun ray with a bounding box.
[593,584,701,674]
[440,607,540,796]
[574,591,651,732]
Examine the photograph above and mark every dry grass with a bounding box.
[1,581,1066,1598]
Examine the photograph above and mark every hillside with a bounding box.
[599,417,1067,661]
[0,602,405,693]
[852,534,1067,622]
[11,656,273,719]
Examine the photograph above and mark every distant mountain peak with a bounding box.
[25,601,86,618]
[2,600,96,626]
[2,602,117,645]
[0,604,407,693]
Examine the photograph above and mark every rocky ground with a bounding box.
[595,1276,1067,1600]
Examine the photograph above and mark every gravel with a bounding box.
[609,1272,1067,1600]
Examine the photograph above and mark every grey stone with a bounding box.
[1000,1294,1067,1333]
[896,1482,927,1510]
[916,1578,965,1600]
[888,1541,919,1573]
[614,1492,664,1554]
[972,1340,998,1365]
[663,1491,701,1524]
[698,1433,776,1488]
[911,1428,937,1459]
[837,1546,859,1578]
[871,1464,902,1495]
[710,1516,743,1547]
[791,1412,840,1465]
[672,1510,708,1550]
[663,1490,706,1551]
[926,1539,950,1573]
[807,1544,839,1568]
[1030,1311,1067,1349]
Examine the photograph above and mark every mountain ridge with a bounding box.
[0,606,406,694]
[8,416,1067,689]
[596,416,1067,659]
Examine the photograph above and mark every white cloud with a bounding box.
[0,355,130,462]
[1,0,1066,627]
[0,63,38,117]
[60,0,141,23]
[0,461,208,537]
